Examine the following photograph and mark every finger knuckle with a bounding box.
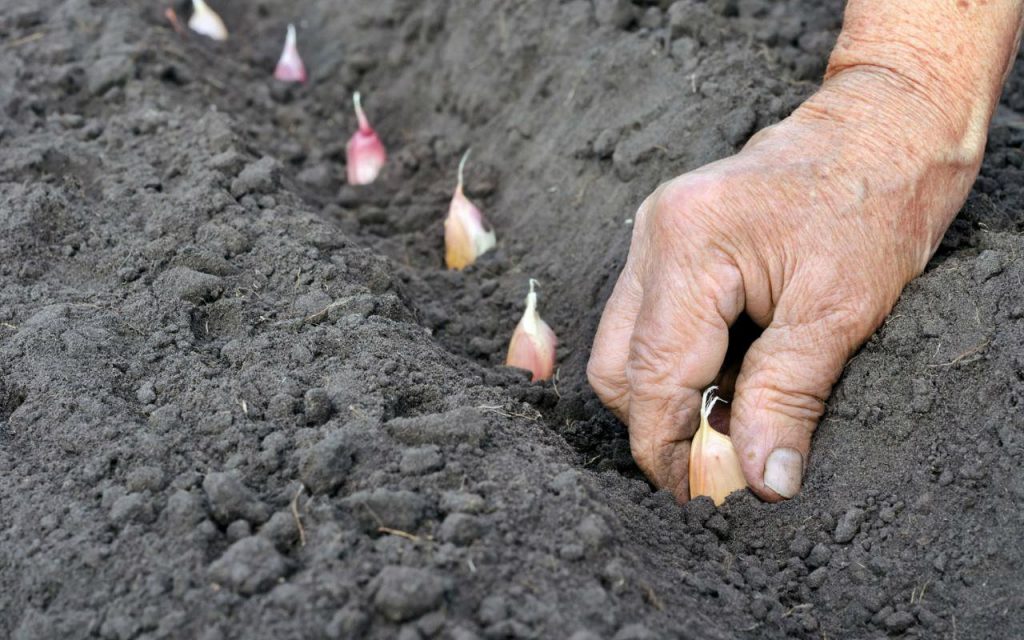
[742,363,829,428]
[625,338,672,396]
[586,356,626,406]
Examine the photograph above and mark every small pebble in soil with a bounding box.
[202,472,270,526]
[226,519,252,542]
[303,388,333,424]
[789,534,813,558]
[577,515,611,550]
[373,566,447,622]
[834,507,866,543]
[165,490,204,532]
[230,156,281,198]
[477,594,508,625]
[110,493,156,525]
[325,606,369,639]
[344,489,429,533]
[153,266,224,304]
[806,566,828,589]
[126,465,165,492]
[259,510,301,550]
[438,513,482,546]
[300,431,354,494]
[806,543,832,568]
[884,610,916,633]
[973,249,1004,282]
[136,381,156,404]
[208,536,290,595]
[400,446,445,475]
[440,491,486,514]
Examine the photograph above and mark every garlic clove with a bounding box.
[506,279,557,382]
[346,92,387,185]
[444,150,496,270]
[188,0,228,41]
[689,386,747,505]
[273,24,307,83]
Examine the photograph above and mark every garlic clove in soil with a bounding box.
[689,386,747,505]
[273,24,307,83]
[346,92,387,185]
[444,150,496,270]
[188,0,228,41]
[506,279,558,382]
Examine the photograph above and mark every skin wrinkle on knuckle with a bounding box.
[586,361,627,413]
[742,360,829,427]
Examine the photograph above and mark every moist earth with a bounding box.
[1,1,1022,639]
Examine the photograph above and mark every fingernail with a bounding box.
[764,448,803,499]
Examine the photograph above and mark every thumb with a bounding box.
[729,314,859,501]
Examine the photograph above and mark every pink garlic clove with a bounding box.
[506,279,558,382]
[345,92,387,185]
[274,24,307,83]
[444,150,496,270]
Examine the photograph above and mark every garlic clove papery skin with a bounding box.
[444,151,496,270]
[346,92,387,185]
[274,24,307,83]
[188,0,228,41]
[506,280,557,382]
[689,387,747,505]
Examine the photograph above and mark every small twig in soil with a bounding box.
[9,32,44,48]
[348,404,369,419]
[477,404,542,422]
[783,604,812,617]
[573,175,598,207]
[1,322,18,330]
[378,527,422,542]
[929,339,991,367]
[641,583,664,611]
[291,483,307,547]
[910,577,932,604]
[467,558,477,573]
[564,73,584,107]
[551,368,562,399]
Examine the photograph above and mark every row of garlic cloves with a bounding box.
[178,2,556,381]
[174,2,308,84]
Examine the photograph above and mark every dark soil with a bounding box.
[2,1,1022,638]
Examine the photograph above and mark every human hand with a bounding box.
[587,68,985,502]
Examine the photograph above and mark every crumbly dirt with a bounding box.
[1,1,1022,639]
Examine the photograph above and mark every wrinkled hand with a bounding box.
[588,69,982,502]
